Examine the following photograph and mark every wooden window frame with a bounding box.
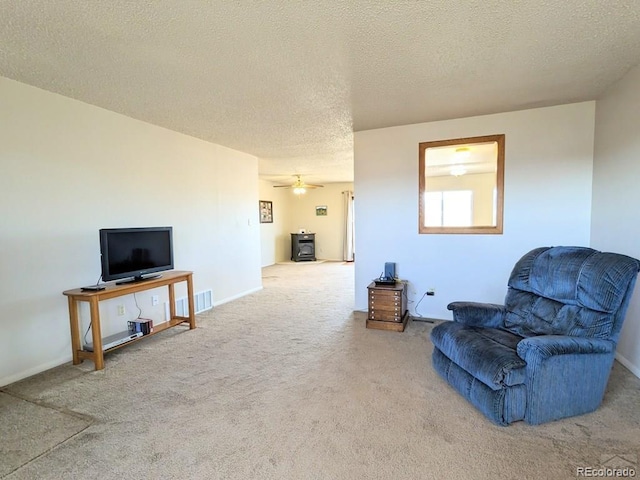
[419,134,505,234]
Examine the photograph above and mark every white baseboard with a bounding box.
[615,352,640,378]
[0,355,71,388]
[213,286,263,307]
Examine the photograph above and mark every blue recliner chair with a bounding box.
[430,246,639,425]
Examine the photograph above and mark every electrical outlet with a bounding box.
[151,295,159,306]
[117,305,125,316]
[427,288,436,296]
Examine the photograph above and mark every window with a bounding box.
[424,190,473,227]
[419,134,504,234]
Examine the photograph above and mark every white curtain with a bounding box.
[342,190,355,261]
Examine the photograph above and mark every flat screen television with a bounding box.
[99,227,174,284]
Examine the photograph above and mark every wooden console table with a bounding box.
[63,270,195,370]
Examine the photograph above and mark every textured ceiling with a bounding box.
[2,1,640,185]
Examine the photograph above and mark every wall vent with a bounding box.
[194,289,213,313]
[164,289,213,320]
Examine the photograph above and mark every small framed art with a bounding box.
[259,200,273,223]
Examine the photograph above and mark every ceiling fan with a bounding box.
[273,175,324,194]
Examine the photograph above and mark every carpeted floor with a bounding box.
[1,261,638,479]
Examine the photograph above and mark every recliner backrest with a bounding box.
[503,246,639,340]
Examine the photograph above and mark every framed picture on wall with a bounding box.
[259,200,273,223]
[316,205,328,216]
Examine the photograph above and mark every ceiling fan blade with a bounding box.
[272,175,324,189]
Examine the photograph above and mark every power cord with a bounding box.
[83,291,152,345]
[414,291,428,317]
[411,288,436,323]
[133,292,153,322]
[83,274,103,344]
[83,321,92,345]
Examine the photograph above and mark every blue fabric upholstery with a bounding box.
[430,323,525,389]
[447,302,506,329]
[433,349,526,426]
[430,246,639,425]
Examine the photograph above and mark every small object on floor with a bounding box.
[411,316,435,323]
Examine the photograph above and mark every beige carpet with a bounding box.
[275,259,327,265]
[1,262,639,479]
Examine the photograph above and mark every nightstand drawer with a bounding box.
[369,303,403,312]
[366,281,408,331]
[369,311,403,322]
[369,289,402,298]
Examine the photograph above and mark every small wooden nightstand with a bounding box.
[366,281,409,332]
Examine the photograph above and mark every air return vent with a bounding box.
[164,289,213,320]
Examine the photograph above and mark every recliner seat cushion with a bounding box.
[432,348,526,426]
[430,322,525,390]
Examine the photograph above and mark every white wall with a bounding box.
[592,64,640,377]
[354,102,595,318]
[258,179,292,265]
[0,77,262,386]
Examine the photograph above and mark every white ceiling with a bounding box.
[2,1,640,185]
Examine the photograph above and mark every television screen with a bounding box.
[99,227,174,283]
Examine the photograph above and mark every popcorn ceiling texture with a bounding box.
[1,1,640,183]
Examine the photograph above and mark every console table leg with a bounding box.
[89,297,105,370]
[68,297,82,365]
[168,283,176,321]
[186,274,196,330]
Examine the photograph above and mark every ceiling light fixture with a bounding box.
[455,147,471,160]
[273,175,324,194]
[450,165,467,176]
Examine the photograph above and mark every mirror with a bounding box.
[419,134,504,234]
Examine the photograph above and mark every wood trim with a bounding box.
[366,310,410,332]
[419,134,505,235]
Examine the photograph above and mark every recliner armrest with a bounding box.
[447,302,506,328]
[515,335,617,424]
[516,335,614,361]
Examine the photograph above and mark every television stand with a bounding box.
[63,270,195,370]
[115,274,162,285]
